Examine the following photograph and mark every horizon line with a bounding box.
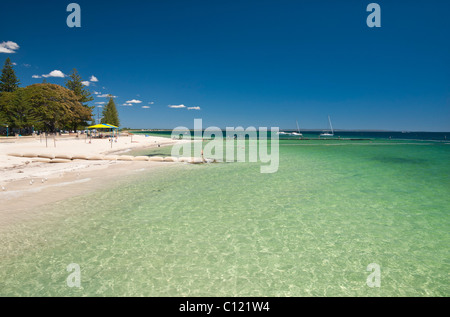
[124,128,450,133]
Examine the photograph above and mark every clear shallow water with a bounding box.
[0,140,449,296]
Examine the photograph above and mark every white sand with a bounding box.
[0,134,183,183]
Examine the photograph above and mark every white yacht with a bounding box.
[291,120,303,136]
[320,116,334,137]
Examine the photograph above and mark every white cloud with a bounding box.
[95,102,105,105]
[126,99,142,104]
[33,70,65,79]
[12,62,17,66]
[0,47,14,54]
[23,64,31,68]
[149,102,154,105]
[169,104,186,109]
[97,94,117,98]
[81,81,90,86]
[188,106,201,110]
[90,75,98,82]
[42,70,65,78]
[93,91,101,95]
[0,41,19,53]
[3,41,19,50]
[142,106,150,109]
[122,103,133,107]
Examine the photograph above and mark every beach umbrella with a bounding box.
[87,124,113,129]
[101,124,120,138]
[88,124,120,147]
[87,124,119,135]
[104,124,119,129]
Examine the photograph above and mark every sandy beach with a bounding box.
[0,134,187,222]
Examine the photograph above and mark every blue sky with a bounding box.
[1,0,449,131]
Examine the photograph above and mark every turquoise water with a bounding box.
[133,130,450,141]
[0,139,449,296]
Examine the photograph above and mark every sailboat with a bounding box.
[291,120,303,136]
[320,116,334,137]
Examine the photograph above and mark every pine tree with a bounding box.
[0,58,20,93]
[101,96,120,127]
[1,88,37,134]
[65,69,94,106]
[65,69,94,129]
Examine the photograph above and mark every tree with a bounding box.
[22,84,85,132]
[65,69,94,106]
[0,89,37,134]
[65,69,94,129]
[67,97,93,131]
[101,96,120,127]
[0,58,20,93]
[0,92,10,125]
[0,83,95,134]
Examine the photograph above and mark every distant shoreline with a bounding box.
[124,129,450,133]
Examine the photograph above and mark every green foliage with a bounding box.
[0,67,112,133]
[0,92,11,125]
[0,89,37,131]
[65,69,94,105]
[101,96,120,127]
[25,84,91,131]
[0,57,20,93]
[0,84,92,132]
[65,69,94,129]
